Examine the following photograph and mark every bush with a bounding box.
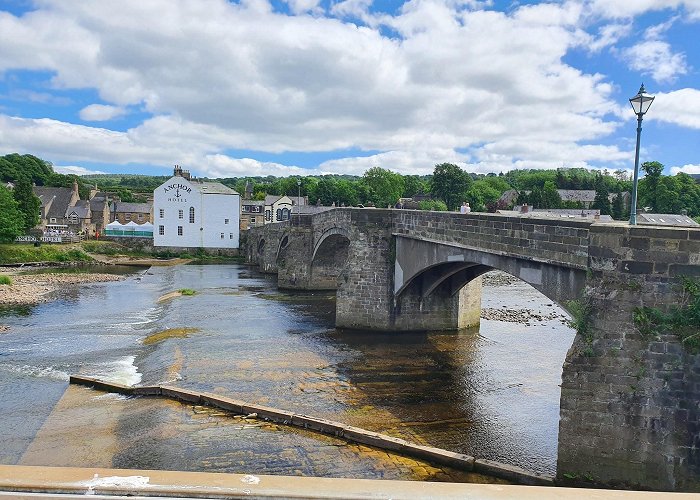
[178,288,196,296]
[419,200,448,211]
[0,275,12,285]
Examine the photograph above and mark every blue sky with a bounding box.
[0,0,698,179]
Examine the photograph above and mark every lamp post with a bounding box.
[297,178,301,226]
[628,84,655,225]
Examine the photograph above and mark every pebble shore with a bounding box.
[0,272,124,307]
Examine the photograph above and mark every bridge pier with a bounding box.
[557,225,700,491]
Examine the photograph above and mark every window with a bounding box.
[281,208,290,220]
[138,214,143,221]
[220,233,224,239]
[178,209,183,219]
[50,218,57,223]
[68,214,78,224]
[189,207,195,223]
[265,210,271,221]
[276,208,281,221]
[251,217,256,223]
[125,214,131,220]
[159,225,164,235]
[229,233,233,239]
[224,218,229,224]
[159,209,164,218]
[178,226,183,236]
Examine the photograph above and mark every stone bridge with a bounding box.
[245,208,700,492]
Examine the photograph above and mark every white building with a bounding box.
[153,167,240,248]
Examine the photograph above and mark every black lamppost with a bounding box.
[297,178,301,225]
[628,84,655,225]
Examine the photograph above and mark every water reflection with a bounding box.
[0,263,573,479]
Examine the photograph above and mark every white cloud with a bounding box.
[53,165,107,176]
[621,40,687,83]
[648,88,700,128]
[79,104,125,121]
[587,0,700,20]
[0,0,687,178]
[670,163,700,174]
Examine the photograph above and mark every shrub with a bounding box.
[0,275,12,285]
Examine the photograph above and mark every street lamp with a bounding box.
[628,84,655,225]
[297,178,301,226]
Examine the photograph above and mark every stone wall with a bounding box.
[558,224,700,491]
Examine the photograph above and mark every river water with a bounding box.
[0,263,574,481]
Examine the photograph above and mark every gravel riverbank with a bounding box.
[0,272,125,307]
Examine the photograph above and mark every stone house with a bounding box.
[241,200,264,230]
[34,181,81,231]
[112,201,153,225]
[264,195,293,224]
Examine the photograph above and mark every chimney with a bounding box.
[72,179,79,196]
[520,203,529,214]
[182,169,191,181]
[174,165,183,177]
[681,209,688,216]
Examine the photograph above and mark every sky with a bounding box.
[0,0,698,179]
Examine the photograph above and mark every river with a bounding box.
[0,263,574,481]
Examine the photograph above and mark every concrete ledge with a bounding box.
[68,377,553,485]
[474,458,552,486]
[0,465,685,499]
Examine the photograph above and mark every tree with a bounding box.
[431,163,472,211]
[639,161,664,212]
[0,186,24,241]
[592,173,612,215]
[611,192,626,220]
[12,177,40,231]
[361,167,404,208]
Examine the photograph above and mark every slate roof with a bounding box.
[66,200,91,219]
[637,213,699,226]
[34,186,75,220]
[113,202,152,214]
[199,182,237,195]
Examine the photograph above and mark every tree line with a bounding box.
[2,153,700,242]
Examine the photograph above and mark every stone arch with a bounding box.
[275,233,290,263]
[309,227,352,290]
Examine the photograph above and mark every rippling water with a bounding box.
[0,264,574,479]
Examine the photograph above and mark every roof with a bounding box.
[114,202,152,214]
[636,213,699,226]
[199,182,238,195]
[556,190,596,203]
[66,200,90,219]
[34,186,75,219]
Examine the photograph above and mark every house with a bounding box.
[33,181,81,231]
[240,200,265,230]
[264,195,294,224]
[64,200,93,234]
[153,166,240,249]
[89,195,111,235]
[499,189,630,209]
[112,201,153,225]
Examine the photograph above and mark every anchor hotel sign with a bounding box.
[163,182,192,203]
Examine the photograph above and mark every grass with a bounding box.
[0,244,93,265]
[0,275,12,285]
[178,288,196,296]
[143,327,201,345]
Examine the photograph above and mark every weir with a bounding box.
[69,375,553,486]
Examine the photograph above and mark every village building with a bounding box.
[240,200,265,230]
[264,195,294,224]
[112,201,153,225]
[153,166,240,249]
[33,181,81,232]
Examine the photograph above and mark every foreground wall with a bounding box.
[558,224,700,491]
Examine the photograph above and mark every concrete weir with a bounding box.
[69,375,552,486]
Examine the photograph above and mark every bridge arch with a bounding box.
[309,227,351,290]
[394,236,586,312]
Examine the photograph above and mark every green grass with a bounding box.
[178,288,196,296]
[0,244,94,265]
[0,275,12,285]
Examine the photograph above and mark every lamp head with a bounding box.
[629,84,655,116]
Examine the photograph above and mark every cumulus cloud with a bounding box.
[0,0,694,178]
[670,163,700,175]
[53,165,107,176]
[79,104,126,121]
[648,88,700,128]
[587,0,700,20]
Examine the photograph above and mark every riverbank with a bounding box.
[0,271,125,307]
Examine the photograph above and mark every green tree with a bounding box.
[0,186,24,241]
[12,177,40,231]
[611,192,626,220]
[431,163,472,211]
[639,161,664,212]
[361,167,404,208]
[592,174,612,215]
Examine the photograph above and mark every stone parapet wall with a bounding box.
[393,211,592,270]
[559,224,700,491]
